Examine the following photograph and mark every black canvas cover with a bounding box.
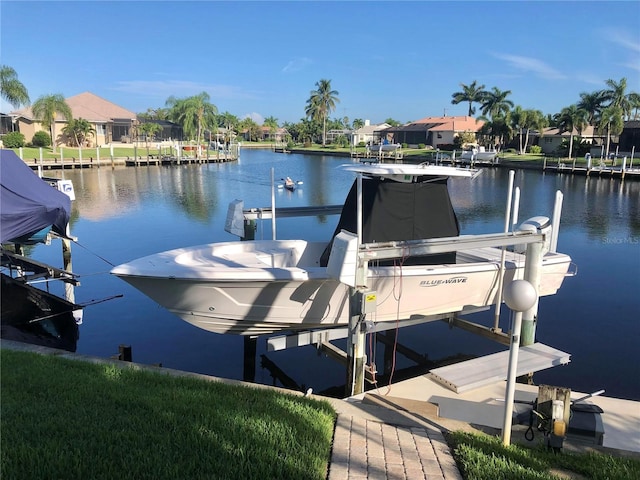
[0,149,71,243]
[321,176,460,266]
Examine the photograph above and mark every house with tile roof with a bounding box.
[381,116,484,148]
[8,92,137,147]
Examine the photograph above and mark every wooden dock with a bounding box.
[23,151,238,171]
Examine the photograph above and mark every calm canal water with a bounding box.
[31,148,640,400]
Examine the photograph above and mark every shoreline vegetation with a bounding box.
[2,348,639,480]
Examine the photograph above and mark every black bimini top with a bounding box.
[320,174,460,266]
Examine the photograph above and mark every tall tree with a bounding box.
[521,109,546,155]
[602,77,633,120]
[555,105,588,160]
[352,118,365,129]
[597,105,624,159]
[0,65,30,108]
[577,90,606,125]
[306,79,339,146]
[263,116,278,140]
[629,92,640,120]
[451,80,486,116]
[510,106,528,154]
[480,87,514,119]
[31,94,72,153]
[166,92,217,144]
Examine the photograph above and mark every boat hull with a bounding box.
[112,240,572,336]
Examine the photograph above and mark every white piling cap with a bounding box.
[504,280,537,312]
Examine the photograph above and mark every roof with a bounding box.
[353,122,391,135]
[9,92,136,123]
[542,125,598,137]
[383,116,484,133]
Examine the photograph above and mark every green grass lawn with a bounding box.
[0,349,336,480]
[2,349,639,479]
[448,431,640,480]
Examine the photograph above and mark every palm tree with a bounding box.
[0,65,30,108]
[31,94,72,153]
[306,79,339,147]
[166,92,217,145]
[510,106,528,154]
[62,117,96,148]
[597,105,624,159]
[480,87,514,119]
[555,105,588,160]
[602,77,633,120]
[450,80,486,117]
[522,109,546,155]
[352,118,365,129]
[577,91,606,125]
[629,92,640,120]
[263,116,279,140]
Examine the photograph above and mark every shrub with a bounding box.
[2,131,26,148]
[528,145,542,154]
[32,131,51,147]
[358,141,366,147]
[418,143,425,149]
[401,143,408,149]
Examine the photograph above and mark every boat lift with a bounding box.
[228,170,570,396]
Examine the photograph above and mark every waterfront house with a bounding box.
[8,92,137,147]
[350,120,391,146]
[381,116,484,148]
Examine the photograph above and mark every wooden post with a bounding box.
[62,225,75,304]
[118,344,133,362]
[243,336,257,382]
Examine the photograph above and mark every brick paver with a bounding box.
[328,414,463,480]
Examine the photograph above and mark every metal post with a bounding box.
[346,289,365,397]
[492,170,515,331]
[271,168,276,240]
[501,280,537,446]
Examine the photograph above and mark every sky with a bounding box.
[1,1,639,126]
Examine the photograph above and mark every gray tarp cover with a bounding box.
[0,149,71,243]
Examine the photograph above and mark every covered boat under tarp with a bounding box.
[0,149,71,243]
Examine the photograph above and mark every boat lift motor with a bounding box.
[514,216,552,254]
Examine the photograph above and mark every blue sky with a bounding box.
[2,1,639,125]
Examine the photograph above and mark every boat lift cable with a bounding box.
[71,238,117,267]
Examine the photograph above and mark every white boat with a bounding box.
[368,143,401,152]
[459,146,498,163]
[111,163,573,336]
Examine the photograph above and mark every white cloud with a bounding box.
[601,28,640,53]
[492,53,567,80]
[243,112,264,124]
[111,80,255,100]
[282,57,312,73]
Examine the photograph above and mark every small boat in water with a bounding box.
[111,163,573,336]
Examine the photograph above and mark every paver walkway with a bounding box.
[328,414,462,480]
